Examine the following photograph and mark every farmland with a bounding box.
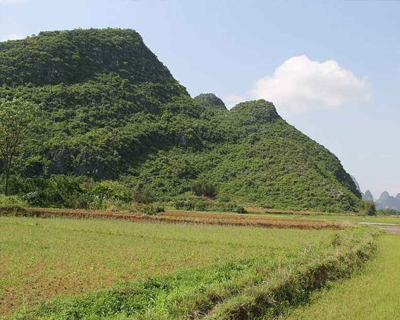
[0,210,376,319]
[284,234,400,319]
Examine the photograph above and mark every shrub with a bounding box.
[363,201,376,216]
[134,189,157,204]
[17,175,87,208]
[190,180,218,198]
[89,181,131,202]
[0,194,27,207]
[378,208,400,216]
[227,204,247,214]
[141,204,165,215]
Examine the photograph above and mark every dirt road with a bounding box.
[359,222,400,234]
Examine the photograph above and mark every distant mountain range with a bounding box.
[351,176,400,211]
[362,189,400,211]
[375,191,400,211]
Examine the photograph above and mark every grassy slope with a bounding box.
[284,234,400,320]
[0,216,336,317]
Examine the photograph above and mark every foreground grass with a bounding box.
[262,212,400,225]
[0,217,337,317]
[10,226,375,319]
[284,234,400,320]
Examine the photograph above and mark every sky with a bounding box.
[1,0,399,198]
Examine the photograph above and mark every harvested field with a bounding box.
[0,216,341,317]
[0,207,348,230]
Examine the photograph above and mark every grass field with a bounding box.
[0,216,342,317]
[261,212,400,225]
[0,207,347,230]
[282,234,400,320]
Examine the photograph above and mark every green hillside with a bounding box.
[0,28,361,212]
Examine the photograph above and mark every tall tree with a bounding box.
[0,98,39,195]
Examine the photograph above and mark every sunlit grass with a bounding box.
[0,216,336,316]
[262,212,400,225]
[283,234,400,320]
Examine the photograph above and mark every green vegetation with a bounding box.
[0,194,26,207]
[0,216,375,319]
[1,216,339,317]
[0,98,40,195]
[378,208,400,215]
[0,26,392,320]
[262,211,400,225]
[363,200,376,216]
[0,28,362,212]
[284,234,400,320]
[194,93,227,111]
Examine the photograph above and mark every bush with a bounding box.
[17,175,87,208]
[89,181,131,202]
[0,194,27,207]
[227,204,247,214]
[363,201,376,216]
[378,208,400,216]
[141,204,165,215]
[190,180,218,198]
[22,191,45,206]
[134,189,157,204]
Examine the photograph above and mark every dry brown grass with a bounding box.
[0,206,350,230]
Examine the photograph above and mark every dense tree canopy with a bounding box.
[0,28,362,211]
[0,98,40,195]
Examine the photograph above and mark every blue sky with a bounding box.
[1,0,399,198]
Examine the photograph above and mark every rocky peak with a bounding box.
[194,93,227,111]
[379,191,391,202]
[230,99,280,125]
[363,190,374,201]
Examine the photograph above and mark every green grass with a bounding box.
[283,234,400,320]
[262,212,400,225]
[0,216,338,317]
[4,221,375,319]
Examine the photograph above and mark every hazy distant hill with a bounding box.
[376,191,400,211]
[0,28,362,211]
[363,190,374,202]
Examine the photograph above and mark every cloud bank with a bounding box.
[248,55,371,115]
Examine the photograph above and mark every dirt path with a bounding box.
[359,222,400,234]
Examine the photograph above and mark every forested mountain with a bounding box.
[0,28,362,212]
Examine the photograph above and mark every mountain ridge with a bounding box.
[0,28,362,212]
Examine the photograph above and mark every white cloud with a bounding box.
[223,94,246,109]
[249,55,371,116]
[0,33,25,42]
